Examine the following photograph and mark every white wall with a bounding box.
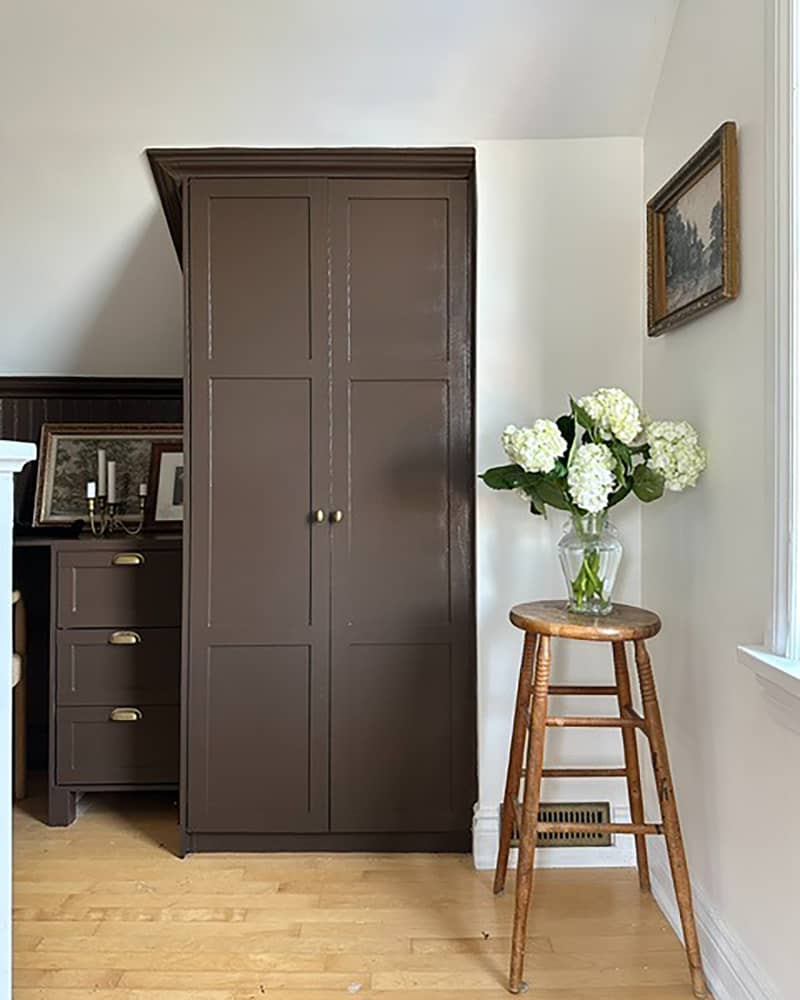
[474,139,644,866]
[644,2,796,997]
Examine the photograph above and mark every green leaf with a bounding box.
[479,464,526,490]
[536,478,572,511]
[570,396,595,432]
[607,482,633,508]
[556,414,575,452]
[632,464,665,503]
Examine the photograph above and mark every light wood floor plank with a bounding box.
[13,792,701,998]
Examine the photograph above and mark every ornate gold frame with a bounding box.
[647,121,740,336]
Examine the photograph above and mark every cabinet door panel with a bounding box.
[187,179,330,833]
[329,180,475,834]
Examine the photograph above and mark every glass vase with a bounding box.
[557,512,622,616]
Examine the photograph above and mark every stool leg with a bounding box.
[494,632,537,895]
[612,640,649,892]
[634,640,706,999]
[509,634,551,995]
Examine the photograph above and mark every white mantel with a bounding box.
[0,441,35,1000]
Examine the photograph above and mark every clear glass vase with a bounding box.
[558,512,622,616]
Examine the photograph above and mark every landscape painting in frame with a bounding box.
[647,121,739,336]
[34,423,183,527]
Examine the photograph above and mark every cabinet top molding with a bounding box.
[146,146,477,260]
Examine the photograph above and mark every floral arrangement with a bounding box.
[480,388,706,612]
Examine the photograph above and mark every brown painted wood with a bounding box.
[55,628,180,706]
[635,640,707,998]
[56,705,179,784]
[147,147,475,259]
[55,547,181,628]
[328,178,475,835]
[509,634,551,994]
[612,640,650,892]
[186,177,331,836]
[493,633,536,895]
[510,600,661,641]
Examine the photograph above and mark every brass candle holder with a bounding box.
[87,494,146,537]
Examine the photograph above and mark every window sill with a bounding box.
[737,645,800,733]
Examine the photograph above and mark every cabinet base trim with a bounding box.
[184,830,471,854]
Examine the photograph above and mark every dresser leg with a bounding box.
[48,786,76,827]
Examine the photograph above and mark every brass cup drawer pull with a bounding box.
[111,552,145,567]
[110,707,142,722]
[108,630,142,646]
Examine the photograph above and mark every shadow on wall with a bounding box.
[71,209,182,376]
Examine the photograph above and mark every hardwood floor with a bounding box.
[13,791,697,999]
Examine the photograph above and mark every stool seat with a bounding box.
[510,600,661,641]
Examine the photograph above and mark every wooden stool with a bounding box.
[495,601,706,997]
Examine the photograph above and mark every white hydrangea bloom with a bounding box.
[578,387,643,445]
[647,420,706,491]
[502,420,567,474]
[567,443,617,513]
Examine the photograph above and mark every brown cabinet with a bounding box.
[149,149,476,852]
[41,537,182,825]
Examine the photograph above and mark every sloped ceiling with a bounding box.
[2,0,678,140]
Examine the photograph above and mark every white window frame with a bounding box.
[738,0,800,721]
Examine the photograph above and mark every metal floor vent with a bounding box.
[510,801,613,848]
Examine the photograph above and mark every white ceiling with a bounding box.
[3,0,678,141]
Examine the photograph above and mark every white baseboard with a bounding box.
[648,842,781,1000]
[472,802,635,871]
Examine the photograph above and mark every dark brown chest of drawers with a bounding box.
[38,537,182,825]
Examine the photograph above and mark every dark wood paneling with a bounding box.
[0,376,182,526]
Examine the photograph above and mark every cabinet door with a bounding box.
[328,180,475,833]
[186,179,331,833]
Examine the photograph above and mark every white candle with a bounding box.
[107,461,116,503]
[97,449,107,495]
[138,482,148,497]
[86,481,97,499]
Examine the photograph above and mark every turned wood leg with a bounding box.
[494,632,537,895]
[612,640,650,892]
[509,634,551,995]
[634,640,706,999]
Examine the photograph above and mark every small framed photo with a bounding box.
[145,442,184,530]
[647,121,740,336]
[34,423,183,527]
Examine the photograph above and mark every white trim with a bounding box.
[649,843,781,1000]
[738,644,800,732]
[472,802,634,871]
[767,0,800,658]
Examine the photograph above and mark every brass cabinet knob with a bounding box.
[111,552,145,567]
[331,509,344,524]
[313,509,326,523]
[110,707,142,722]
[108,630,141,646]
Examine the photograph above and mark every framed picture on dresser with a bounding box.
[33,423,183,527]
[145,441,184,530]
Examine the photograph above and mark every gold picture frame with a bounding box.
[647,121,740,336]
[34,423,183,527]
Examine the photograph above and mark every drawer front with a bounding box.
[57,548,181,628]
[56,629,180,706]
[56,706,179,785]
